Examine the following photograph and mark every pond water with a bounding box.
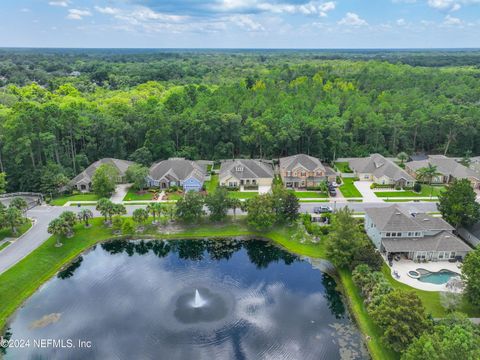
[3,238,367,360]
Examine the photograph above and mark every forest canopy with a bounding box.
[0,49,479,192]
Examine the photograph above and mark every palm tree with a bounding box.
[48,217,70,247]
[397,152,408,165]
[4,207,23,235]
[147,203,163,223]
[77,209,93,228]
[132,208,149,231]
[96,198,113,223]
[416,164,442,197]
[229,198,241,220]
[9,197,28,213]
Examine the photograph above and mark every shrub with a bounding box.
[413,182,422,193]
[122,219,134,235]
[350,242,384,271]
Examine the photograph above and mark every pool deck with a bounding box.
[388,259,463,292]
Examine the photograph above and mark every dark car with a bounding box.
[329,188,337,196]
[313,206,333,214]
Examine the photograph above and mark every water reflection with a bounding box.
[5,238,366,360]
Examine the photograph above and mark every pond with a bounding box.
[3,238,367,360]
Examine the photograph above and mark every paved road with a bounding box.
[0,201,438,275]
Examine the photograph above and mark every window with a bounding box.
[415,232,421,236]
[236,166,244,172]
[408,232,413,237]
[450,252,456,259]
[386,232,391,237]
[287,171,291,176]
[301,171,306,176]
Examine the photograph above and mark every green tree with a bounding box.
[47,217,70,247]
[438,179,480,229]
[112,215,123,234]
[92,164,118,197]
[122,219,134,235]
[132,208,149,229]
[147,202,163,223]
[245,195,276,231]
[175,191,205,223]
[325,207,365,268]
[229,198,241,220]
[126,164,149,191]
[397,151,408,165]
[0,172,6,194]
[77,209,93,228]
[402,313,480,360]
[59,211,77,236]
[96,198,114,223]
[370,290,431,353]
[9,197,28,212]
[3,207,24,235]
[205,187,230,222]
[416,164,441,197]
[461,247,480,307]
[271,186,300,224]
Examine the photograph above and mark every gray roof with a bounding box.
[149,158,206,183]
[366,205,454,232]
[406,155,480,180]
[348,154,414,182]
[220,159,274,180]
[70,158,135,185]
[279,154,326,172]
[382,231,471,253]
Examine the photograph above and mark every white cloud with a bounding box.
[94,6,121,15]
[215,0,336,17]
[67,9,92,20]
[338,12,368,26]
[20,8,30,12]
[48,1,70,7]
[427,0,480,11]
[396,18,406,25]
[443,14,463,25]
[229,15,265,31]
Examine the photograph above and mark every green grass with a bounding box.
[0,218,32,241]
[299,199,330,203]
[374,185,446,198]
[339,178,363,198]
[383,199,438,203]
[227,191,258,199]
[50,193,100,206]
[335,162,353,173]
[292,191,329,199]
[0,242,11,252]
[123,188,155,201]
[205,174,219,193]
[166,192,183,200]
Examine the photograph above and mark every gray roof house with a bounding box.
[405,155,480,189]
[219,159,274,192]
[279,154,337,188]
[365,205,471,261]
[69,158,135,192]
[147,158,206,192]
[348,154,414,187]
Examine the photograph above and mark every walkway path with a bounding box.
[354,181,384,203]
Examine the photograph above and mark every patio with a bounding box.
[388,258,463,292]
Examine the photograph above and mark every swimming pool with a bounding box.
[416,268,460,285]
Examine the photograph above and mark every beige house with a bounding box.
[219,159,274,191]
[348,154,414,187]
[405,155,480,189]
[279,154,336,188]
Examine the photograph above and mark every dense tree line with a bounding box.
[1,51,480,192]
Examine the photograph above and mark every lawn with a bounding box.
[335,162,353,173]
[166,192,184,200]
[339,178,363,198]
[204,174,219,193]
[228,191,258,199]
[50,193,101,206]
[375,185,446,198]
[292,191,329,199]
[0,218,32,241]
[0,241,11,252]
[123,188,155,201]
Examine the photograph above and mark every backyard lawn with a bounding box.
[50,193,100,206]
[0,218,32,241]
[335,162,352,173]
[123,188,155,201]
[204,174,219,193]
[339,178,362,198]
[228,191,258,199]
[375,185,446,198]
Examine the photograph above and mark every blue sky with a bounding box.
[0,0,479,48]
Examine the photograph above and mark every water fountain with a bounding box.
[192,289,207,308]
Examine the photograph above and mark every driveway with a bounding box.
[110,184,131,203]
[258,185,271,194]
[354,181,383,203]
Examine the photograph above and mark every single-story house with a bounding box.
[365,205,471,261]
[147,158,207,192]
[348,154,415,187]
[405,155,480,189]
[458,222,480,248]
[219,159,274,191]
[279,154,337,188]
[69,158,135,192]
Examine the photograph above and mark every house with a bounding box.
[405,155,480,189]
[219,159,274,192]
[147,158,206,192]
[458,222,480,248]
[279,154,337,188]
[69,158,135,192]
[348,154,414,187]
[365,205,471,261]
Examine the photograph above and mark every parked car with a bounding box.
[331,182,339,187]
[329,188,337,196]
[313,206,333,214]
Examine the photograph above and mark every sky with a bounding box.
[0,0,480,48]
